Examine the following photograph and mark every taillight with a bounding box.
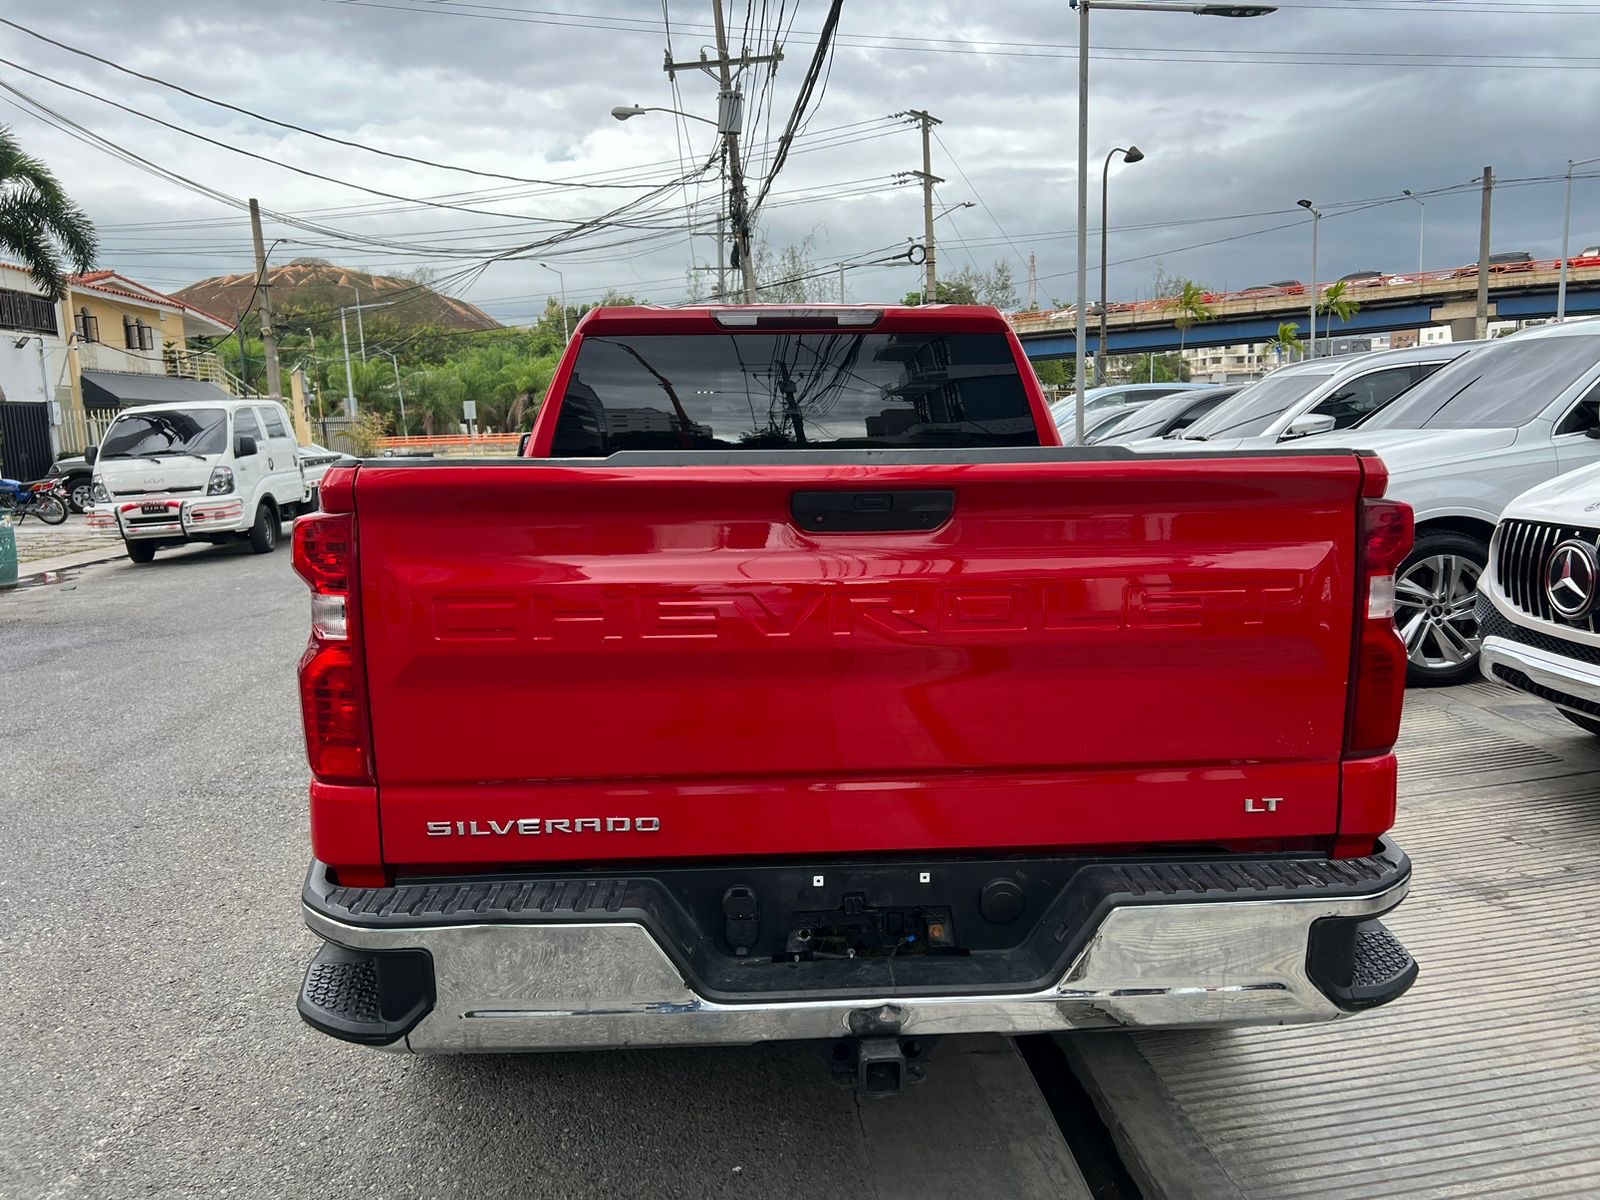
[294,511,374,786]
[1346,495,1414,758]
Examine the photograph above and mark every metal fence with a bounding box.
[0,402,54,480]
[55,407,118,457]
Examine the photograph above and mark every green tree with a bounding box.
[345,359,395,418]
[1112,352,1188,383]
[0,125,97,300]
[404,369,465,437]
[343,410,391,457]
[904,277,982,306]
[1317,280,1360,328]
[1167,281,1213,355]
[1032,358,1072,388]
[983,259,1019,311]
[1266,321,1304,364]
[757,237,829,303]
[1149,263,1204,306]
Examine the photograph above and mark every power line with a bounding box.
[0,17,671,190]
[748,0,844,223]
[87,116,902,233]
[931,130,1028,275]
[320,0,1600,69]
[0,56,686,226]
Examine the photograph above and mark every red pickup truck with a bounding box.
[294,304,1417,1092]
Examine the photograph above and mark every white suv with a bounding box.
[87,398,309,564]
[1298,319,1600,685]
[1478,463,1600,737]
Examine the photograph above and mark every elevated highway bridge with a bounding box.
[1014,258,1600,359]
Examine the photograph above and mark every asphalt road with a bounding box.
[0,537,1089,1200]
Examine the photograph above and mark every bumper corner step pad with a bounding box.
[297,941,435,1047]
[1308,917,1417,1013]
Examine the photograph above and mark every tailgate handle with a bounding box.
[791,489,955,533]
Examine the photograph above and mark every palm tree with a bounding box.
[405,370,465,437]
[1317,280,1361,328]
[0,126,97,299]
[497,360,553,431]
[1266,321,1305,364]
[343,359,394,420]
[1167,281,1214,356]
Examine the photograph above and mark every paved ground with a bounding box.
[8,512,125,573]
[0,538,1089,1200]
[1074,682,1600,1199]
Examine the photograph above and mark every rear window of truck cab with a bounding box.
[549,330,1039,454]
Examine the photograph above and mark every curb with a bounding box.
[15,542,128,579]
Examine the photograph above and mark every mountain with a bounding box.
[173,259,500,333]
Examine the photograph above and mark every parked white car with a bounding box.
[86,397,310,564]
[1162,342,1480,450]
[1477,461,1600,736]
[297,443,350,503]
[1050,382,1210,444]
[1297,319,1600,684]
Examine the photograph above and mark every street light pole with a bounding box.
[1298,199,1321,358]
[340,308,355,418]
[385,351,408,436]
[1069,0,1275,445]
[338,300,394,416]
[539,262,568,344]
[1558,156,1600,322]
[1074,0,1090,444]
[1098,144,1144,385]
[1403,188,1425,278]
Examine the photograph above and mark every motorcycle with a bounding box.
[0,477,70,525]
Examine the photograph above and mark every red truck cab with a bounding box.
[294,305,1416,1092]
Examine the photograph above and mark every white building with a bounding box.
[0,263,71,479]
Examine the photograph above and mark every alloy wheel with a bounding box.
[1395,553,1483,672]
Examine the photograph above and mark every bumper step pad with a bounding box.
[1308,917,1417,1011]
[297,941,435,1046]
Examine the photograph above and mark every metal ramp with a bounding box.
[1067,682,1600,1199]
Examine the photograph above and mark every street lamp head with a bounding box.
[1195,4,1276,14]
[611,105,647,121]
[1297,198,1314,210]
[1123,145,1145,164]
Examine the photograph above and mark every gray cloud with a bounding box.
[5,0,1598,321]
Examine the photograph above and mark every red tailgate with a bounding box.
[354,455,1363,868]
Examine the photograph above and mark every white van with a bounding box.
[85,398,309,564]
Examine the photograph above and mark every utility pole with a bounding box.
[717,149,728,301]
[903,110,943,300]
[1475,166,1493,339]
[248,199,282,399]
[354,283,367,361]
[838,261,847,303]
[340,308,356,418]
[666,4,780,303]
[338,297,394,415]
[307,328,327,440]
[1028,251,1038,310]
[385,351,408,436]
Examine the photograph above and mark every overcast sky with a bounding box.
[4,0,1599,324]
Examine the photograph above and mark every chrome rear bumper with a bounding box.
[301,860,1412,1053]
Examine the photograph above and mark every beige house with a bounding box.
[58,271,242,452]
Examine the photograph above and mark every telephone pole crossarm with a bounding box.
[663,3,775,302]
